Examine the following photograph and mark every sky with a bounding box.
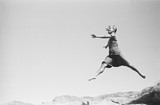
[0,0,160,104]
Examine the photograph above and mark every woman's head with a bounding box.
[106,25,117,35]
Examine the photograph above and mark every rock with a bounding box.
[53,95,81,103]
[129,82,160,105]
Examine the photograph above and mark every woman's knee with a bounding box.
[101,61,112,68]
[101,61,110,68]
[105,56,113,63]
[102,61,106,65]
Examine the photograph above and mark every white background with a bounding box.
[0,0,160,104]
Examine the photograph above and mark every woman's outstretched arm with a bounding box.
[91,34,111,39]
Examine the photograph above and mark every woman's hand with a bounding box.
[103,46,107,49]
[103,45,108,49]
[91,34,97,38]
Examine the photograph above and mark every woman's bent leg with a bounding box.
[89,62,108,81]
[89,56,113,81]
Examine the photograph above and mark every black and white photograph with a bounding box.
[0,0,160,105]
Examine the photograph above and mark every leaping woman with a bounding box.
[89,25,146,81]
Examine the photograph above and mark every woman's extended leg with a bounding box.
[126,64,146,79]
[117,54,146,79]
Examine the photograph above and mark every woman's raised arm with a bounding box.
[91,34,111,39]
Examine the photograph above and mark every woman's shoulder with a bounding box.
[111,35,117,40]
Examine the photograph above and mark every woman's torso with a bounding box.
[108,36,121,55]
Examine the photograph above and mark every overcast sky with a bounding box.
[0,0,160,104]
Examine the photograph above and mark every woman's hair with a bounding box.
[112,25,117,33]
[106,25,117,33]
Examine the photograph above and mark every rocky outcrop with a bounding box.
[129,82,160,105]
[2,81,160,105]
